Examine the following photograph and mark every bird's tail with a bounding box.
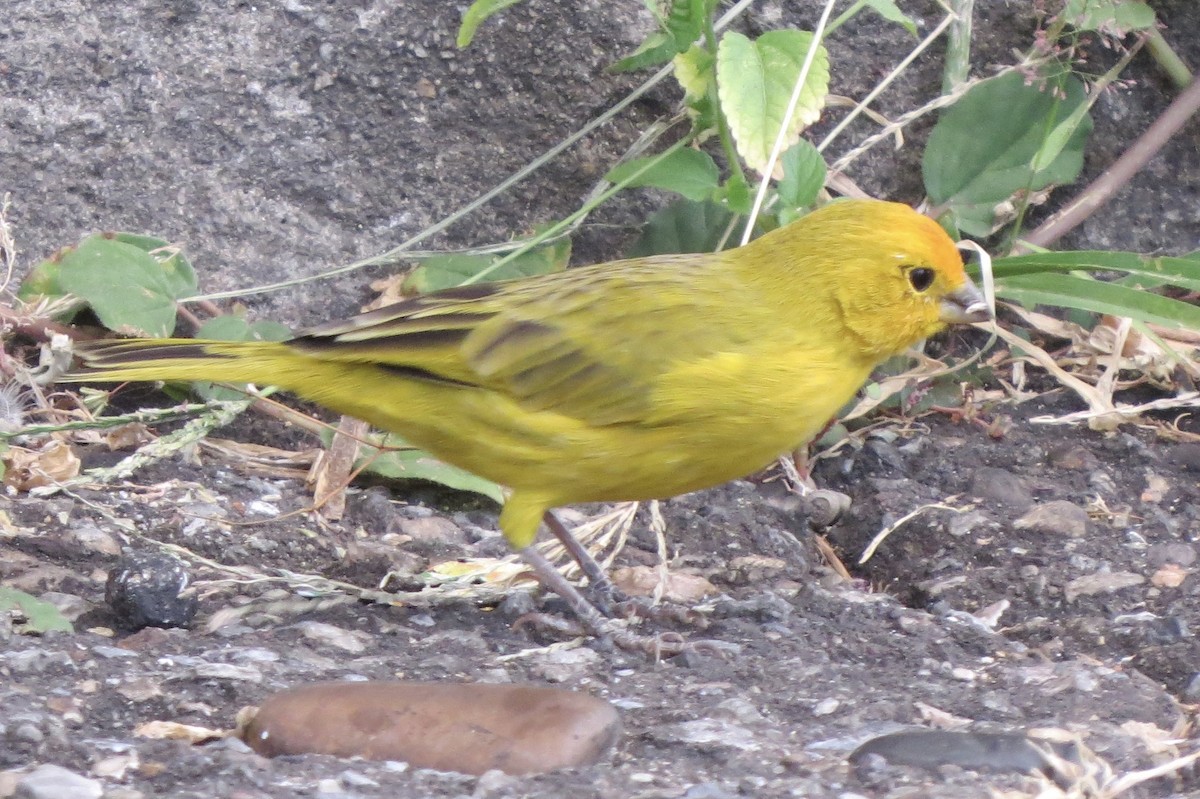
[66,338,302,386]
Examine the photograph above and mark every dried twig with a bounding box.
[1019,75,1200,251]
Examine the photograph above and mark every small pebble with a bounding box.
[850,730,1071,775]
[1150,565,1188,588]
[190,663,263,682]
[315,778,342,795]
[529,647,601,684]
[650,719,760,751]
[1146,543,1197,568]
[294,621,372,653]
[1047,443,1098,470]
[339,770,378,788]
[680,782,739,799]
[969,467,1033,510]
[610,566,715,603]
[1064,571,1145,602]
[1087,470,1117,496]
[105,551,197,630]
[15,764,103,799]
[1014,501,1089,538]
[1184,672,1200,700]
[812,698,839,717]
[36,592,93,622]
[947,510,992,537]
[1141,472,1170,503]
[11,722,44,745]
[1167,443,1200,471]
[394,516,467,545]
[69,522,122,556]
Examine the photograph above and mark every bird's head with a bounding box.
[785,200,992,361]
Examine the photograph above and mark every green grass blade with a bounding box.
[998,272,1200,331]
[991,251,1200,291]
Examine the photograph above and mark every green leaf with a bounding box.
[19,234,196,327]
[717,173,753,216]
[627,199,738,258]
[665,0,712,48]
[334,432,505,504]
[776,140,827,217]
[1029,90,1092,174]
[612,0,711,72]
[196,315,293,342]
[998,272,1200,331]
[57,235,195,336]
[109,233,198,301]
[924,70,1093,236]
[0,587,74,634]
[185,316,293,401]
[863,0,917,35]
[674,43,714,103]
[457,0,524,47]
[403,239,570,294]
[989,251,1200,293]
[672,44,718,130]
[612,31,680,73]
[16,253,73,311]
[716,30,830,175]
[605,148,720,202]
[1062,0,1155,34]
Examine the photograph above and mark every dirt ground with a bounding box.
[3,1,1200,798]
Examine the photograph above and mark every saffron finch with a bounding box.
[67,199,990,647]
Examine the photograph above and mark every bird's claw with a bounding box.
[512,611,588,638]
[512,609,729,659]
[612,597,709,628]
[608,628,740,659]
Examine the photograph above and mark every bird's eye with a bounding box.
[907,267,935,292]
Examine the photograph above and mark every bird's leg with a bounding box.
[517,546,702,657]
[518,545,613,635]
[541,511,705,628]
[542,511,629,611]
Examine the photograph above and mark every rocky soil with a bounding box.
[3,1,1200,798]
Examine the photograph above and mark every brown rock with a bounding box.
[969,467,1033,511]
[1064,571,1145,602]
[1151,565,1189,588]
[1146,543,1197,568]
[1047,443,1098,471]
[1167,443,1200,472]
[394,516,467,545]
[242,681,621,775]
[610,565,716,603]
[1013,501,1090,538]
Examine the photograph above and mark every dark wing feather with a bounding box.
[288,256,759,426]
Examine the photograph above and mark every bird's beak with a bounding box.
[939,280,992,324]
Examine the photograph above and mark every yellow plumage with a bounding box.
[67,200,989,551]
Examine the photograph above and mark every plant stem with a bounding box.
[462,138,691,285]
[826,0,866,37]
[1007,35,1146,250]
[1145,28,1193,90]
[942,0,974,94]
[702,13,746,188]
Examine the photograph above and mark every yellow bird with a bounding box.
[67,199,990,648]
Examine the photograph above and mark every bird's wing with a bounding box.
[289,258,762,426]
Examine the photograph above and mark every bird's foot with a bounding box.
[512,611,736,659]
[610,596,709,628]
[516,546,725,658]
[540,511,710,628]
